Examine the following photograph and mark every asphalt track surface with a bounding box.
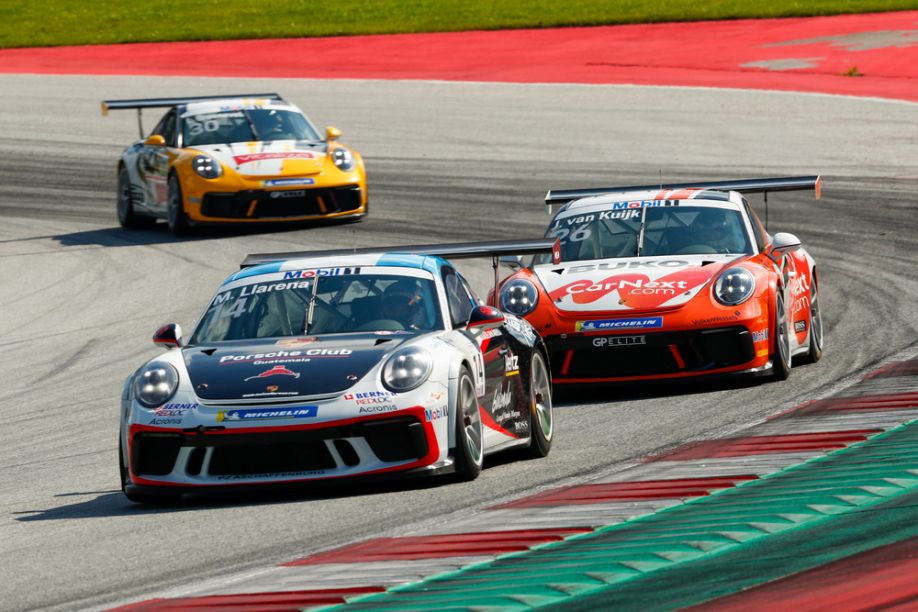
[1,74,916,611]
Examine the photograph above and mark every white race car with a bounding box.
[120,240,557,502]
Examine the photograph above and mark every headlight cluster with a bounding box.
[192,155,222,179]
[331,148,355,171]
[382,347,432,392]
[133,363,179,408]
[713,267,756,305]
[500,279,539,316]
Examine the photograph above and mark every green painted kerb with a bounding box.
[329,419,918,610]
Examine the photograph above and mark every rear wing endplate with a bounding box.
[545,175,822,211]
[101,92,283,137]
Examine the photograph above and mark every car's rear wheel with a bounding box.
[454,367,483,481]
[772,290,792,380]
[526,351,553,458]
[799,277,824,364]
[167,174,190,235]
[117,167,155,229]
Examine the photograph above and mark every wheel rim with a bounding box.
[809,287,823,351]
[459,375,482,465]
[531,355,553,441]
[117,172,131,222]
[777,293,791,368]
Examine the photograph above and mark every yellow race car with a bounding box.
[102,93,367,233]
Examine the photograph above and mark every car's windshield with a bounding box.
[544,205,753,263]
[182,109,321,146]
[191,273,443,343]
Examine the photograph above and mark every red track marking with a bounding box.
[693,536,918,611]
[492,476,758,509]
[109,587,385,610]
[863,359,918,379]
[282,528,592,565]
[776,391,918,418]
[1,12,916,101]
[658,430,882,460]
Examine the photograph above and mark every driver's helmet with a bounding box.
[381,280,423,326]
[690,209,729,244]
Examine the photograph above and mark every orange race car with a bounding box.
[495,177,824,385]
[102,93,367,233]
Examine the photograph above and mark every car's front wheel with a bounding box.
[167,174,190,235]
[798,277,824,364]
[772,290,792,380]
[117,167,155,229]
[453,367,483,481]
[526,351,553,458]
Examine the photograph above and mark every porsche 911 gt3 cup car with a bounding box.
[496,177,824,385]
[120,240,557,503]
[102,93,367,233]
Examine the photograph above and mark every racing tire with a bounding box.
[798,277,824,365]
[119,440,182,504]
[167,174,190,235]
[453,367,483,481]
[771,290,792,381]
[117,167,155,229]
[526,351,553,458]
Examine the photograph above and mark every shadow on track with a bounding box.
[13,474,447,521]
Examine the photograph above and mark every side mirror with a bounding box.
[153,323,183,349]
[467,305,505,329]
[144,134,166,147]
[499,255,524,271]
[771,232,801,256]
[326,126,342,141]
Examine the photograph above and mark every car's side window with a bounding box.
[443,267,474,328]
[160,111,177,147]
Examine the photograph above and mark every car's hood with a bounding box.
[535,254,738,313]
[182,333,414,401]
[193,141,327,178]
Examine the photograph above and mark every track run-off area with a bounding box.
[1,11,917,611]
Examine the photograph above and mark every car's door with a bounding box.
[137,109,176,211]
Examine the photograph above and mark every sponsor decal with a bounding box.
[503,315,537,344]
[794,320,807,333]
[549,269,712,309]
[592,335,646,347]
[270,190,305,199]
[344,391,392,405]
[244,365,301,382]
[221,348,351,365]
[576,317,663,332]
[264,178,316,188]
[283,267,361,280]
[152,402,197,417]
[425,405,448,422]
[359,405,399,414]
[505,352,520,377]
[478,328,502,341]
[789,272,812,315]
[560,260,690,274]
[233,152,317,165]
[149,418,183,425]
[691,314,741,325]
[752,329,769,342]
[217,470,326,480]
[242,391,298,398]
[217,406,318,421]
[266,385,279,392]
[275,337,318,349]
[425,390,445,405]
[491,384,513,414]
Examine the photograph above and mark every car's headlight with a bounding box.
[713,267,756,305]
[500,279,539,316]
[331,148,355,171]
[133,363,179,408]
[192,155,222,179]
[382,347,432,392]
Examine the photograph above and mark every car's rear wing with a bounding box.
[101,93,283,137]
[242,239,560,300]
[241,238,560,269]
[545,175,822,208]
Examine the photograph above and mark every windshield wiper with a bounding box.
[636,206,648,256]
[241,110,260,141]
[304,279,318,334]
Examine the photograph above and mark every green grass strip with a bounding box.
[2,1,915,49]
[331,419,918,610]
